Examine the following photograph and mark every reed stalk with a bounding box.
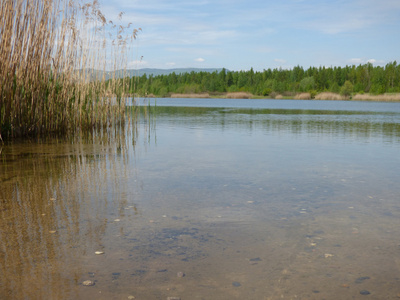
[0,0,140,139]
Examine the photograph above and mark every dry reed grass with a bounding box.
[170,93,210,98]
[314,92,346,100]
[352,93,400,102]
[294,93,311,100]
[226,92,253,99]
[0,0,140,139]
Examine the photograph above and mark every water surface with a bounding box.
[1,99,400,299]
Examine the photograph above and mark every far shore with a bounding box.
[132,92,400,102]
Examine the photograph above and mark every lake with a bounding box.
[1,98,400,299]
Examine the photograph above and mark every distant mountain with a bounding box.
[131,68,226,77]
[77,68,226,81]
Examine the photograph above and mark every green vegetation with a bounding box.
[0,0,139,140]
[124,63,400,99]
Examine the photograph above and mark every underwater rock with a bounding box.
[355,276,370,284]
[232,281,241,287]
[360,290,371,295]
[177,271,185,278]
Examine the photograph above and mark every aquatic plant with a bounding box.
[0,0,140,139]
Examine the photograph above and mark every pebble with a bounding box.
[249,257,262,262]
[177,271,185,278]
[360,290,371,295]
[128,296,135,299]
[95,251,104,255]
[49,230,57,234]
[82,280,95,286]
[324,253,334,258]
[232,281,241,287]
[355,276,370,284]
[157,269,168,273]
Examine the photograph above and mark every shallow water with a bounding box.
[1,99,400,299]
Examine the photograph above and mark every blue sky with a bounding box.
[100,0,400,71]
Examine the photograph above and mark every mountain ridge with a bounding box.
[78,68,226,80]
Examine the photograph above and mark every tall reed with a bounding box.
[0,0,140,139]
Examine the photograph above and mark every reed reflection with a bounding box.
[0,123,140,299]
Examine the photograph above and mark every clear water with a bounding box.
[1,99,400,299]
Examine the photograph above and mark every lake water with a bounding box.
[1,98,400,299]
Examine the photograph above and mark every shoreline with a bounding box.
[133,92,400,102]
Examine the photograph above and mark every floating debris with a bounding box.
[128,296,135,299]
[95,251,104,255]
[82,280,95,286]
[50,198,56,201]
[167,297,181,300]
[114,219,121,222]
[324,253,334,258]
[49,230,57,234]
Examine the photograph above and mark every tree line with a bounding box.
[122,62,400,97]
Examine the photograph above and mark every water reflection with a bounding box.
[1,100,400,299]
[0,123,140,299]
[144,105,400,143]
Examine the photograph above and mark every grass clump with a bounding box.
[170,93,210,98]
[0,0,140,139]
[226,92,253,99]
[352,93,400,102]
[314,92,347,100]
[294,93,311,100]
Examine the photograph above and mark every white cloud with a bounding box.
[348,58,364,65]
[166,62,176,67]
[274,58,287,64]
[127,59,148,68]
[195,57,205,62]
[348,58,385,65]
